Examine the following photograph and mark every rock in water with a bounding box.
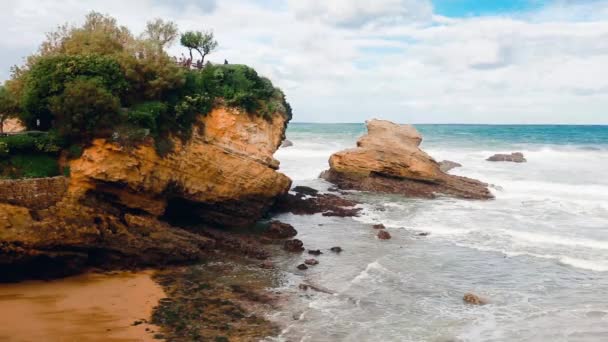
[308,249,323,256]
[373,224,386,230]
[281,139,294,148]
[463,293,488,305]
[297,264,308,270]
[264,221,297,239]
[304,258,319,265]
[330,247,343,253]
[320,119,493,199]
[487,152,526,163]
[438,160,462,172]
[283,239,305,253]
[377,230,392,240]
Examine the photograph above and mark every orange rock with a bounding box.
[463,293,488,305]
[321,119,493,199]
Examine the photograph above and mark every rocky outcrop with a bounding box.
[320,120,493,200]
[281,139,293,148]
[487,152,526,163]
[272,186,361,217]
[0,107,291,280]
[439,160,462,173]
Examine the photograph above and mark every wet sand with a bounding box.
[0,271,165,342]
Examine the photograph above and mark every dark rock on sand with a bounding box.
[308,249,323,256]
[304,259,319,266]
[377,230,392,240]
[487,152,526,163]
[297,264,308,270]
[463,293,488,305]
[283,239,305,253]
[439,160,462,172]
[373,224,386,230]
[263,221,298,239]
[330,247,343,253]
[272,186,361,217]
[320,119,493,200]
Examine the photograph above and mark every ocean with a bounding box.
[268,123,608,341]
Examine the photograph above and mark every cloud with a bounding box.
[1,0,608,123]
[288,0,433,28]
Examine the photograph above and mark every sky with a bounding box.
[1,0,608,124]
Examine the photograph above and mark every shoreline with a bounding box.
[0,270,164,341]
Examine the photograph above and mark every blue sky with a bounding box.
[432,0,548,16]
[1,0,608,124]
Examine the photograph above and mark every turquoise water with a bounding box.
[270,123,608,342]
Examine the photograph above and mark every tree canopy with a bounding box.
[2,11,291,150]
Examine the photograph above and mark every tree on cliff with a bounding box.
[0,86,20,134]
[142,18,179,50]
[180,30,218,67]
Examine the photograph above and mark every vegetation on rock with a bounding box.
[0,11,291,178]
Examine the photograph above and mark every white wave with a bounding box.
[500,229,608,251]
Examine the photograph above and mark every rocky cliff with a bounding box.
[321,119,493,199]
[0,107,291,281]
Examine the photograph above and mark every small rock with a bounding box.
[308,249,323,256]
[377,230,392,240]
[293,186,318,196]
[283,239,305,252]
[330,246,343,253]
[373,224,386,230]
[281,139,294,148]
[297,264,308,270]
[463,293,488,305]
[439,160,463,172]
[304,258,319,266]
[264,221,298,239]
[486,152,526,163]
[418,232,430,237]
[260,260,274,269]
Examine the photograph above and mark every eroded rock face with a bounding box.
[321,119,493,200]
[0,107,291,280]
[1,118,25,133]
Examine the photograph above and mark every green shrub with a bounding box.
[0,154,60,179]
[127,101,168,134]
[0,141,8,158]
[21,54,127,130]
[0,132,64,155]
[67,144,84,159]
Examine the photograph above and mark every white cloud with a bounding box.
[0,0,608,123]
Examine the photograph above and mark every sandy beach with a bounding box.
[0,271,164,342]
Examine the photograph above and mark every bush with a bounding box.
[48,77,121,140]
[0,141,8,158]
[0,154,60,179]
[127,101,168,134]
[0,132,64,155]
[21,54,127,130]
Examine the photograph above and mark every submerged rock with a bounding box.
[463,293,488,305]
[373,224,386,230]
[487,152,526,163]
[283,239,305,253]
[330,247,343,253]
[264,221,297,239]
[297,264,308,270]
[320,119,493,200]
[377,230,392,240]
[0,107,292,280]
[439,160,462,172]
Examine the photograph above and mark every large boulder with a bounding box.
[0,107,292,280]
[320,120,492,199]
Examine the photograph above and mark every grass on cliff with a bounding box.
[0,154,60,179]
